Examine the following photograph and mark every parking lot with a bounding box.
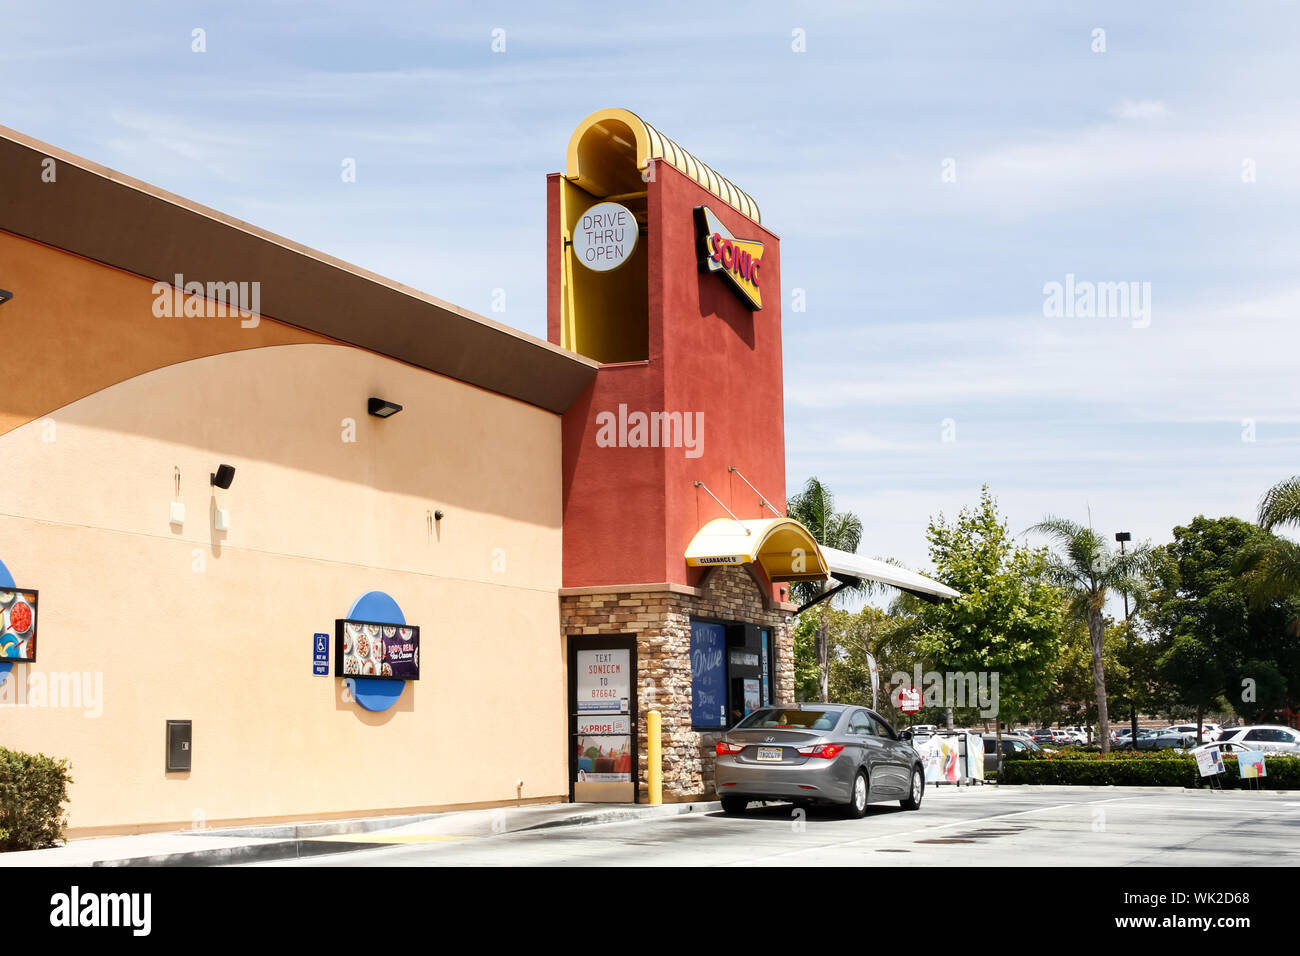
[253,786,1300,867]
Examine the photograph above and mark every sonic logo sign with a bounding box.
[695,205,764,310]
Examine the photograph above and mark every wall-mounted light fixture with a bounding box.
[368,397,403,418]
[0,290,12,306]
[210,464,236,489]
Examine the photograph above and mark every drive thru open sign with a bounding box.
[898,686,922,714]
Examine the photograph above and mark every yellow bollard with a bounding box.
[647,710,662,805]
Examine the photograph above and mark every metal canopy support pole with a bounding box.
[727,466,783,518]
[795,575,862,615]
[693,480,751,533]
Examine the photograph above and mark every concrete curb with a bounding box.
[519,801,719,831]
[182,812,445,841]
[94,838,370,868]
[91,801,723,867]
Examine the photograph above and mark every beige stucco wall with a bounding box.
[0,343,568,834]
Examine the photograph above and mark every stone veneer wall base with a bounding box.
[560,565,795,802]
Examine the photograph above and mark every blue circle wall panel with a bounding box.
[0,558,14,689]
[346,590,407,713]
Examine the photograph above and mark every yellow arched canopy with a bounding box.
[685,517,829,583]
[566,107,762,224]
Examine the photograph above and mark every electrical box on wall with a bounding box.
[166,719,192,773]
[214,508,231,531]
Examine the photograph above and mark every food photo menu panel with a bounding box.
[334,619,420,681]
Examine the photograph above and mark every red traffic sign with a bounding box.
[898,686,922,714]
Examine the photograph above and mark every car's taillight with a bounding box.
[796,744,845,759]
[716,741,744,755]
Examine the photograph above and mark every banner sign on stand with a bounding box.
[965,731,984,781]
[1238,750,1267,779]
[1196,748,1225,777]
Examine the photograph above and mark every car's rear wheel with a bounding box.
[844,770,869,819]
[901,767,924,810]
[720,796,749,815]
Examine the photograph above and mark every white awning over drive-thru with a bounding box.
[818,545,960,603]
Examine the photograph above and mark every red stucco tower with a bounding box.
[550,109,819,803]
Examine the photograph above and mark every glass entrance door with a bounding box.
[568,636,638,803]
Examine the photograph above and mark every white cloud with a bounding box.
[1114,98,1170,120]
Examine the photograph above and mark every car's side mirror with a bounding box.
[899,730,912,742]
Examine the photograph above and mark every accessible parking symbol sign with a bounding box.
[313,633,330,675]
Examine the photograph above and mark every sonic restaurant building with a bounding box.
[0,109,949,835]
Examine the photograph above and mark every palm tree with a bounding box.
[1027,516,1149,754]
[787,477,865,701]
[1238,477,1300,614]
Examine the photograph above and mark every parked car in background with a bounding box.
[1166,723,1221,743]
[1118,730,1191,750]
[1191,740,1293,759]
[1215,726,1300,753]
[1062,727,1091,745]
[982,733,1043,774]
[713,704,925,817]
[903,724,939,736]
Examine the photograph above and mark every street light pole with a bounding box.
[1116,531,1136,747]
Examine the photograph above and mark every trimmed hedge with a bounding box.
[0,747,71,851]
[1001,751,1300,789]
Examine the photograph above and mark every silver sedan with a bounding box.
[713,704,924,817]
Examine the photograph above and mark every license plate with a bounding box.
[757,747,783,762]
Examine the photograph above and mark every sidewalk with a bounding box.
[0,800,720,867]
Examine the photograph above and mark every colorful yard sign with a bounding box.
[1237,750,1267,779]
[1195,748,1225,777]
[966,732,984,781]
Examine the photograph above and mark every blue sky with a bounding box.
[5,0,1297,585]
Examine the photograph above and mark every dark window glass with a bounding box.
[759,628,773,707]
[869,711,898,739]
[735,708,842,731]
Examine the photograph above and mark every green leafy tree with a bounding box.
[1027,515,1150,753]
[793,603,927,724]
[1109,618,1162,738]
[913,487,1063,753]
[787,477,865,700]
[1237,476,1300,615]
[1037,613,1111,731]
[1146,515,1300,726]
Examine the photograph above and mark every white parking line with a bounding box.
[1088,802,1296,815]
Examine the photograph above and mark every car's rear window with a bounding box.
[736,708,840,730]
